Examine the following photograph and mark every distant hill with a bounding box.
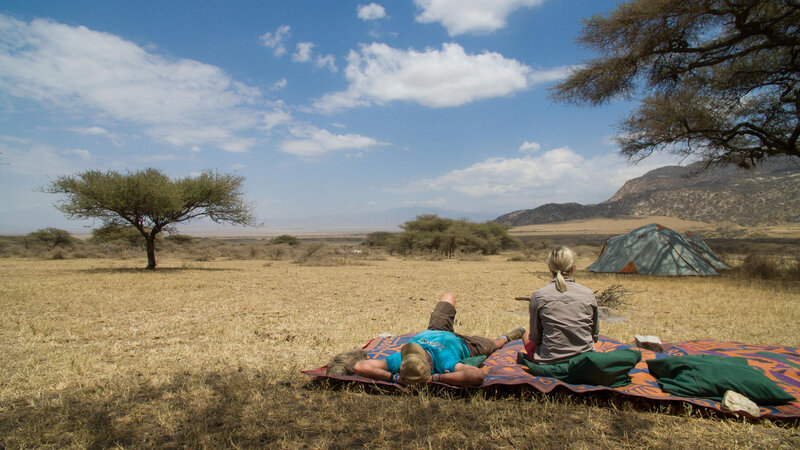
[496,158,800,227]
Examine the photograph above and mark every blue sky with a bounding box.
[0,0,685,234]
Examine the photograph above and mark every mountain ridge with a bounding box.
[495,158,800,227]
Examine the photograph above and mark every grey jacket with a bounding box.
[529,278,599,364]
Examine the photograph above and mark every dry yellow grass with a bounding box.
[1,255,799,448]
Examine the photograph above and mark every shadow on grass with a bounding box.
[81,266,242,274]
[1,369,539,448]
[304,375,800,426]
[3,369,799,448]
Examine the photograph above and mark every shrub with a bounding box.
[507,253,528,262]
[296,242,332,265]
[193,251,214,262]
[165,234,193,244]
[294,242,359,266]
[786,257,800,280]
[740,254,781,279]
[522,238,553,251]
[364,231,396,248]
[265,243,293,260]
[738,254,800,280]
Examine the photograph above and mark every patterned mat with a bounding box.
[302,334,800,419]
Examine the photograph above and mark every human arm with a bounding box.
[529,294,543,346]
[353,359,406,385]
[432,363,484,386]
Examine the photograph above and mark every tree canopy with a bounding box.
[385,215,519,257]
[46,168,256,269]
[553,0,800,168]
[24,228,74,250]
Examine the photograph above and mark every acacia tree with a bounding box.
[47,168,256,269]
[24,228,74,249]
[553,0,800,168]
[392,215,519,257]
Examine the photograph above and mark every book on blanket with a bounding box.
[634,335,664,353]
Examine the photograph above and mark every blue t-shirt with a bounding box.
[385,330,470,375]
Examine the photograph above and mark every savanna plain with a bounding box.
[1,226,800,448]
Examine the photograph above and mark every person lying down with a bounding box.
[342,293,524,387]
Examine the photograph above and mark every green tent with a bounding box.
[587,224,725,276]
[684,233,730,271]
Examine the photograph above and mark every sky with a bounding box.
[0,0,687,235]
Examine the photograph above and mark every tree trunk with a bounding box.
[145,234,157,270]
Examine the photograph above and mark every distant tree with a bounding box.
[402,214,454,233]
[553,0,800,168]
[271,234,299,246]
[46,168,256,269]
[394,215,519,257]
[24,228,74,249]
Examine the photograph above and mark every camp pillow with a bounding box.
[646,355,795,405]
[519,349,642,388]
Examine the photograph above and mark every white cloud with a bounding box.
[403,198,446,207]
[358,3,387,20]
[278,125,383,157]
[0,135,30,145]
[270,78,288,90]
[67,125,125,145]
[315,54,338,73]
[408,147,684,204]
[262,106,293,131]
[71,126,108,135]
[293,42,314,62]
[0,139,79,176]
[219,138,256,153]
[260,25,291,56]
[314,43,564,112]
[414,0,546,35]
[292,42,337,73]
[0,15,266,152]
[414,147,580,196]
[142,153,181,162]
[518,141,541,153]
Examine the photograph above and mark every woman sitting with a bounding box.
[522,246,598,364]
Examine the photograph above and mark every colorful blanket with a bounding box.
[302,334,800,419]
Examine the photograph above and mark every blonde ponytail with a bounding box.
[548,247,576,293]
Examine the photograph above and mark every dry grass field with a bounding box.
[1,242,799,448]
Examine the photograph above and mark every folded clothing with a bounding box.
[647,354,795,405]
[519,349,642,388]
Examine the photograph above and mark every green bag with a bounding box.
[459,355,487,368]
[520,349,642,388]
[646,355,795,405]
